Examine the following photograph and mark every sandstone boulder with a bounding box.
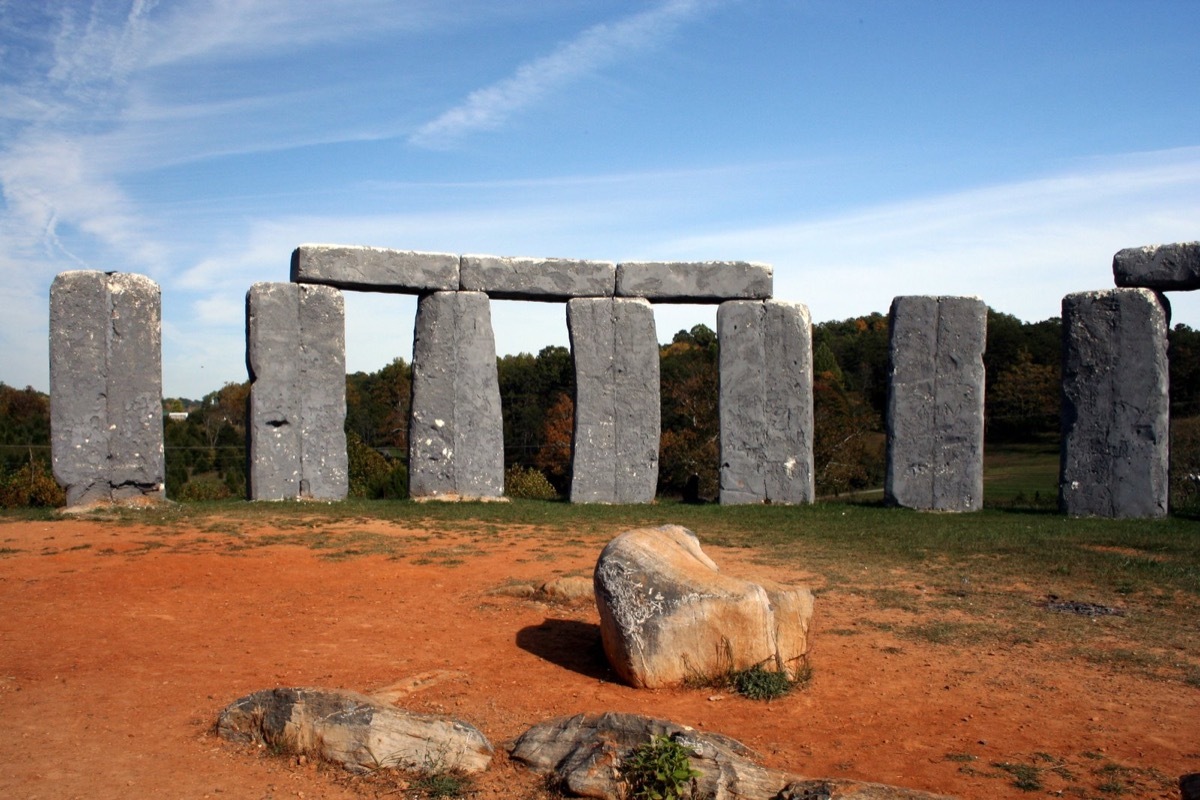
[511,712,955,800]
[216,687,492,774]
[593,526,813,688]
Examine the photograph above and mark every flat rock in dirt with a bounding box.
[216,687,493,774]
[511,712,955,800]
[593,525,813,688]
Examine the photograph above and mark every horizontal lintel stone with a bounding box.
[615,261,772,303]
[460,255,615,301]
[291,244,459,293]
[1113,242,1200,290]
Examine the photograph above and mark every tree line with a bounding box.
[5,308,1200,507]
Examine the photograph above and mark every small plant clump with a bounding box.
[504,465,559,500]
[621,734,702,800]
[732,664,794,700]
[413,769,472,798]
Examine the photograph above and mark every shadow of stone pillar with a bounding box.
[1060,288,1168,518]
[50,271,164,507]
[408,291,504,500]
[717,299,814,505]
[885,296,986,512]
[567,297,659,504]
[247,282,347,501]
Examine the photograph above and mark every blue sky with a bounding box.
[2,0,1198,399]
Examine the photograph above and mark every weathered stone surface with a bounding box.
[885,296,986,512]
[217,687,493,774]
[593,526,813,688]
[291,244,459,293]
[105,274,165,502]
[247,283,302,499]
[567,298,660,503]
[50,271,164,507]
[615,261,772,303]
[1180,772,1200,800]
[718,299,814,505]
[511,712,955,800]
[460,255,615,300]
[408,291,505,499]
[1113,242,1200,290]
[247,283,348,501]
[1060,288,1169,518]
[297,286,349,499]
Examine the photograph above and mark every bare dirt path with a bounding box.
[0,515,1195,799]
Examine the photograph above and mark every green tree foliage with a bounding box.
[1169,324,1200,418]
[496,345,573,473]
[658,326,719,499]
[534,391,573,494]
[163,381,248,500]
[346,430,407,499]
[813,367,884,496]
[345,357,411,452]
[812,313,891,417]
[0,383,52,473]
[984,311,1061,442]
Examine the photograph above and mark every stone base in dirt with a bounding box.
[511,711,955,800]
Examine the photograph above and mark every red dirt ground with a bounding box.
[0,515,1195,799]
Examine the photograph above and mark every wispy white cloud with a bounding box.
[139,0,460,69]
[410,0,718,148]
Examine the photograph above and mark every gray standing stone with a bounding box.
[567,298,660,503]
[50,271,164,507]
[298,286,349,499]
[460,255,615,300]
[247,283,348,501]
[292,244,459,293]
[105,273,165,502]
[1113,242,1200,290]
[885,296,986,512]
[616,261,772,303]
[718,300,814,505]
[247,284,301,500]
[1060,288,1169,518]
[408,291,505,499]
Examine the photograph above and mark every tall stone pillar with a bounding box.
[717,299,814,504]
[567,297,660,503]
[885,296,986,512]
[408,291,505,499]
[1060,288,1168,518]
[247,282,348,501]
[50,271,164,507]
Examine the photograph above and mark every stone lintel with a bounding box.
[1113,241,1200,291]
[291,244,459,294]
[615,261,773,303]
[460,255,615,301]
